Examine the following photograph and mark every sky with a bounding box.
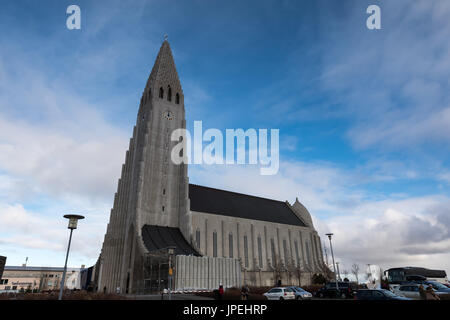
[0,0,449,278]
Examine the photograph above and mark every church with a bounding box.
[97,39,325,294]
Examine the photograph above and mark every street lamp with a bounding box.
[325,233,339,293]
[336,261,341,281]
[167,247,175,301]
[58,214,85,300]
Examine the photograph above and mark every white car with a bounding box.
[393,284,422,299]
[263,287,296,300]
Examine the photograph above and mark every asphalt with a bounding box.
[126,294,213,300]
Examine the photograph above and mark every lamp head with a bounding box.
[325,233,333,240]
[64,214,85,230]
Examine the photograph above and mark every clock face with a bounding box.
[164,111,174,120]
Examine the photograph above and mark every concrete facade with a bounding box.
[98,40,325,294]
[174,256,241,291]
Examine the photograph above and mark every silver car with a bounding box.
[263,287,296,300]
[288,286,313,300]
[394,283,444,299]
[393,284,422,299]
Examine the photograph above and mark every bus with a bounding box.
[384,267,448,289]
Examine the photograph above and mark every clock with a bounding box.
[164,111,174,120]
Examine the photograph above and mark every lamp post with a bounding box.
[58,214,84,300]
[336,261,341,281]
[167,247,175,301]
[325,233,339,293]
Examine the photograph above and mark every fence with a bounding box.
[174,255,242,291]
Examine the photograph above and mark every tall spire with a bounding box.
[145,39,183,96]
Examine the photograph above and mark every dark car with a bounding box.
[356,289,411,300]
[316,282,358,299]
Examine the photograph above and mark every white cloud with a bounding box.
[190,161,450,273]
[315,1,450,150]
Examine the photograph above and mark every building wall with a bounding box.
[0,267,82,292]
[190,211,324,287]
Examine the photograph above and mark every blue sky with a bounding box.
[0,0,449,277]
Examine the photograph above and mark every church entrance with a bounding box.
[142,249,172,294]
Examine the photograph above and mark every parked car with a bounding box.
[288,286,313,300]
[263,287,296,300]
[393,284,423,299]
[412,280,450,293]
[355,289,412,300]
[315,282,358,299]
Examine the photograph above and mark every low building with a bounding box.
[0,265,84,293]
[0,256,6,280]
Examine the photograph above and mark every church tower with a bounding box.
[98,39,191,294]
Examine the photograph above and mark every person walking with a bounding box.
[218,284,224,300]
[241,285,249,300]
[419,284,427,300]
[425,285,440,300]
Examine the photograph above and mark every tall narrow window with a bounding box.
[294,241,300,267]
[270,238,276,266]
[305,241,312,268]
[159,87,164,98]
[167,86,172,101]
[175,93,180,104]
[213,231,218,257]
[229,233,233,258]
[283,239,289,265]
[196,229,201,249]
[244,235,249,268]
[257,236,263,268]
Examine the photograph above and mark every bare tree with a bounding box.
[294,264,304,286]
[270,254,284,286]
[284,257,293,285]
[342,269,349,281]
[351,263,360,284]
[321,262,333,281]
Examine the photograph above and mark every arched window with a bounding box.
[175,93,180,104]
[159,87,164,99]
[196,229,201,249]
[244,235,249,268]
[294,241,300,267]
[213,231,218,257]
[148,89,151,99]
[257,236,263,268]
[167,86,172,101]
[229,233,233,258]
[270,239,276,266]
[283,239,289,265]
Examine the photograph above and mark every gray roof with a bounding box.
[141,225,199,256]
[189,184,306,227]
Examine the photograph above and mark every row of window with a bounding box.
[195,230,315,269]
[158,86,180,104]
[141,86,181,106]
[2,286,17,290]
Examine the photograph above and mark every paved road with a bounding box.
[127,294,213,300]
